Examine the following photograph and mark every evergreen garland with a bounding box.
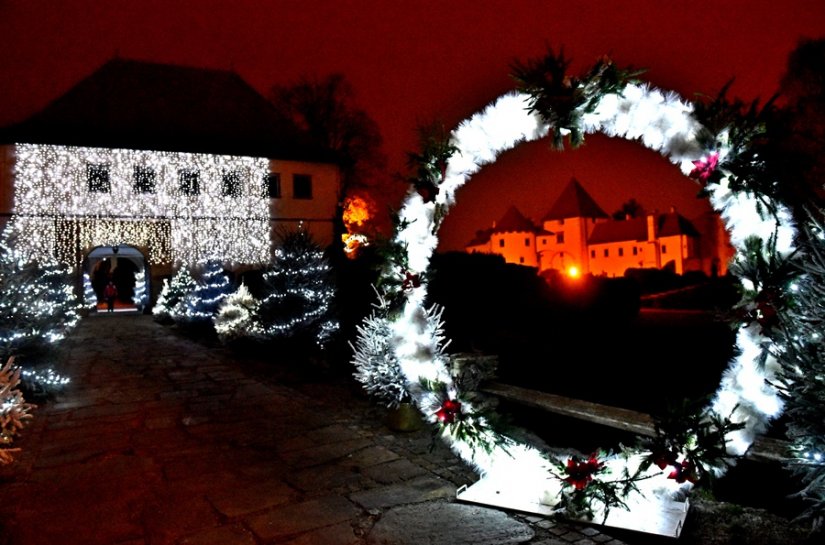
[776,218,825,528]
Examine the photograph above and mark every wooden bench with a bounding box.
[482,381,790,463]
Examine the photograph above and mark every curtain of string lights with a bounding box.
[9,144,271,266]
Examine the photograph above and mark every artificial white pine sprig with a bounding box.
[351,293,409,409]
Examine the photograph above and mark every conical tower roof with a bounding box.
[492,206,537,234]
[542,178,609,221]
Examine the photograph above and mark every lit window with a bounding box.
[293,174,312,199]
[133,166,156,194]
[556,232,564,244]
[179,169,200,196]
[87,163,110,193]
[266,173,281,198]
[222,170,242,197]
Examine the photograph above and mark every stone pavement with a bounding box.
[0,314,640,545]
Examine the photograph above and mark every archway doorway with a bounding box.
[85,244,148,313]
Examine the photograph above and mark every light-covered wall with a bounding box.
[9,143,271,266]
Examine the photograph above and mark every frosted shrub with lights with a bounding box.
[177,260,233,329]
[153,267,196,324]
[256,228,339,348]
[214,283,262,344]
[356,48,816,531]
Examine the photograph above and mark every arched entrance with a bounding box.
[84,244,149,313]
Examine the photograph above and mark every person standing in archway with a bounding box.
[104,280,118,313]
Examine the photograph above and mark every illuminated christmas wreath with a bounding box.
[359,50,803,520]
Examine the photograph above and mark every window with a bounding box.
[604,249,609,257]
[590,250,596,258]
[541,239,546,245]
[662,244,668,254]
[556,232,564,244]
[558,219,565,225]
[132,166,156,194]
[632,246,638,256]
[87,163,110,193]
[293,174,312,199]
[178,170,201,195]
[524,237,530,247]
[265,173,281,198]
[519,257,525,264]
[619,247,624,257]
[498,239,505,248]
[222,170,242,197]
[179,169,200,195]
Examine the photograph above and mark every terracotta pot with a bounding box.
[386,402,424,432]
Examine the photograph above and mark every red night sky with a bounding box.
[1,1,823,251]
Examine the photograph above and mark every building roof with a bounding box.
[492,206,538,234]
[588,212,700,245]
[542,178,609,221]
[0,58,332,161]
[658,211,701,237]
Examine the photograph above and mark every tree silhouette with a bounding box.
[270,74,390,250]
[611,198,647,220]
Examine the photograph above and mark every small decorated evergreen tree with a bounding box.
[132,268,148,311]
[257,228,339,348]
[0,229,80,360]
[177,259,233,328]
[82,272,98,311]
[153,267,196,324]
[214,283,262,344]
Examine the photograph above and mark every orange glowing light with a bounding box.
[342,195,373,229]
[566,265,580,278]
[341,194,375,258]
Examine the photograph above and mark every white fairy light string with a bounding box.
[387,80,796,510]
[9,143,270,266]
